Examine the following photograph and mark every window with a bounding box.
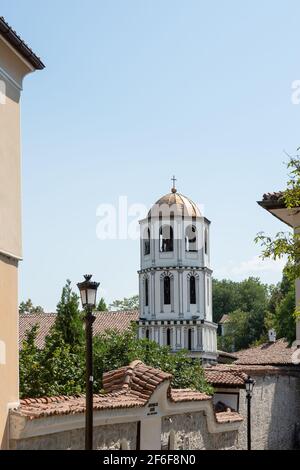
[204,228,208,255]
[188,329,192,351]
[160,225,173,252]
[166,328,171,346]
[145,329,150,339]
[145,277,149,306]
[164,276,171,304]
[144,228,150,255]
[185,225,197,252]
[190,276,196,304]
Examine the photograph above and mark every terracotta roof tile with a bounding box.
[262,192,284,202]
[234,339,297,366]
[15,361,218,421]
[169,389,211,403]
[204,367,247,387]
[215,411,243,424]
[19,310,139,349]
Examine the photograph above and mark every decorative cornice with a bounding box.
[138,266,212,274]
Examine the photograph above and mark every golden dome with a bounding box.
[148,192,201,218]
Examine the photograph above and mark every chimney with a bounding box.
[268,329,276,343]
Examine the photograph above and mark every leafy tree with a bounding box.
[19,325,85,398]
[274,286,296,344]
[19,299,44,315]
[51,280,84,348]
[20,324,213,398]
[41,329,85,396]
[213,277,269,325]
[212,279,241,323]
[19,325,44,397]
[93,326,213,394]
[218,309,251,352]
[109,295,139,311]
[255,155,300,294]
[97,297,108,311]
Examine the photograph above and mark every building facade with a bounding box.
[137,181,217,362]
[0,18,44,449]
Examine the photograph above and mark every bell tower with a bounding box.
[137,178,217,363]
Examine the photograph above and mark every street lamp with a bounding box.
[245,375,255,451]
[77,274,99,451]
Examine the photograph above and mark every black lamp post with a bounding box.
[245,375,255,451]
[77,274,99,451]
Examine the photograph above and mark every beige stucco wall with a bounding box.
[9,422,138,451]
[0,34,35,450]
[0,37,31,260]
[0,253,18,449]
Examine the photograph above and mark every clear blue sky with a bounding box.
[2,1,300,311]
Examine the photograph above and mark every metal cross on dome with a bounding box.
[171,175,177,193]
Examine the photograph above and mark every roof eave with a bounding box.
[0,17,45,70]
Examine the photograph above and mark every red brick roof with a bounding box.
[234,339,297,366]
[204,367,247,387]
[215,411,243,424]
[0,16,44,69]
[19,311,139,349]
[102,360,172,400]
[170,389,211,403]
[16,361,212,420]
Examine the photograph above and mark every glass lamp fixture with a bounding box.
[245,376,255,397]
[77,274,99,309]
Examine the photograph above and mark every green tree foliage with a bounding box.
[217,273,296,351]
[97,297,108,311]
[93,327,213,394]
[218,309,250,352]
[19,325,44,397]
[213,277,269,349]
[212,279,241,323]
[52,280,84,348]
[255,155,300,287]
[109,295,139,311]
[19,324,213,398]
[264,274,296,344]
[20,326,85,398]
[19,299,44,315]
[213,277,269,324]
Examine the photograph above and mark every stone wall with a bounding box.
[9,373,300,450]
[237,374,300,450]
[10,421,138,451]
[162,412,238,450]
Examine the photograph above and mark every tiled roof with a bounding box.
[234,338,297,366]
[219,314,230,324]
[103,360,172,400]
[170,389,210,403]
[215,411,243,424]
[15,361,211,420]
[0,17,44,69]
[19,391,145,420]
[262,192,284,202]
[204,367,247,387]
[19,310,139,349]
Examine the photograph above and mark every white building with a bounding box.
[137,179,217,363]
